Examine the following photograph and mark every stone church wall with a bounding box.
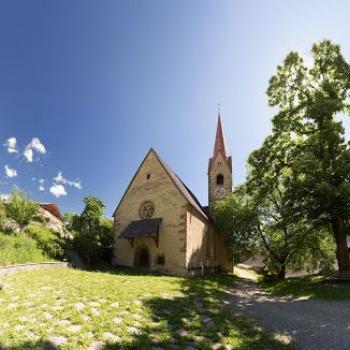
[186,207,221,274]
[113,151,188,275]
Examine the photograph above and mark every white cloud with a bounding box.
[23,137,46,162]
[29,137,46,154]
[5,165,17,178]
[23,147,33,162]
[4,137,18,153]
[38,178,45,191]
[50,184,67,198]
[54,171,82,190]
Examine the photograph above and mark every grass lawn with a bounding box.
[0,232,56,266]
[0,267,293,349]
[261,275,350,300]
[233,266,260,281]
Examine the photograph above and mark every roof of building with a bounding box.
[118,218,162,238]
[39,203,63,221]
[113,148,210,222]
[208,113,232,173]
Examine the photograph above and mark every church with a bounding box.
[112,114,233,275]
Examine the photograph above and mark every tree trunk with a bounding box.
[332,215,350,273]
[277,264,286,280]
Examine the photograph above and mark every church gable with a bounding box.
[114,148,208,222]
[113,148,186,219]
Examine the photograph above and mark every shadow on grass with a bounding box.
[108,273,293,350]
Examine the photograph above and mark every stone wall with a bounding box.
[208,152,232,210]
[0,262,69,276]
[113,150,188,275]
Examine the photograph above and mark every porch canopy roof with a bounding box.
[118,218,162,247]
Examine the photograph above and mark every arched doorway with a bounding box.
[134,246,150,268]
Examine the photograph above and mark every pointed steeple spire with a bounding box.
[213,113,230,158]
[208,112,232,173]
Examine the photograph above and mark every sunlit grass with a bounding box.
[261,275,350,300]
[0,267,294,349]
[233,265,260,281]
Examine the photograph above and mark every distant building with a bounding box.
[112,114,233,275]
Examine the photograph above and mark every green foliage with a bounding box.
[4,189,39,227]
[214,188,258,263]
[63,211,81,233]
[25,225,63,259]
[267,40,350,272]
[71,196,113,268]
[0,199,5,228]
[0,231,54,265]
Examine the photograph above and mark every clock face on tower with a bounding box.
[215,187,226,199]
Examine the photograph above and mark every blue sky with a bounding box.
[1,0,350,216]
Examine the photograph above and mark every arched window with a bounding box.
[216,174,224,185]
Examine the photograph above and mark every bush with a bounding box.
[25,225,63,259]
[5,189,38,227]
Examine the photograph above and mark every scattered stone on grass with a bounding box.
[87,341,105,350]
[91,308,101,317]
[74,302,85,311]
[57,320,71,326]
[177,329,188,337]
[45,336,67,349]
[43,312,53,320]
[89,302,100,307]
[67,324,82,333]
[134,300,142,306]
[103,332,121,342]
[112,317,122,324]
[127,326,142,335]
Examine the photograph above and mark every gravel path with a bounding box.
[227,280,350,350]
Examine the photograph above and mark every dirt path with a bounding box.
[227,279,350,350]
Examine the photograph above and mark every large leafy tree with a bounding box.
[246,133,334,278]
[267,40,350,273]
[70,196,113,268]
[215,132,334,279]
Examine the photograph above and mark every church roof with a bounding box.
[113,148,209,221]
[118,218,162,239]
[208,113,232,173]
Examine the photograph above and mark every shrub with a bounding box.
[25,225,63,259]
[4,189,38,227]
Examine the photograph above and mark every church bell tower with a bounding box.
[208,112,232,211]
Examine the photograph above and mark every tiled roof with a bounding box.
[208,114,232,173]
[118,218,162,238]
[39,203,62,221]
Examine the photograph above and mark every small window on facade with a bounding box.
[157,255,165,265]
[217,161,222,166]
[216,174,224,185]
[147,173,151,179]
